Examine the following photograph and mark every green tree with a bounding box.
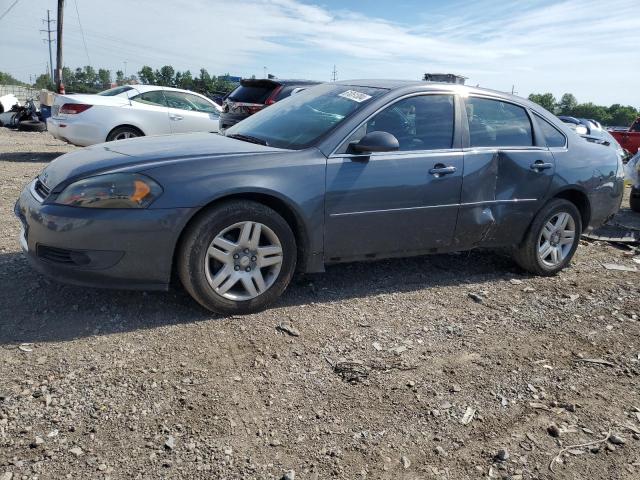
[62,66,74,86]
[0,71,26,85]
[155,65,175,86]
[138,65,155,85]
[607,104,638,127]
[570,102,612,125]
[98,68,111,86]
[178,70,194,90]
[557,93,577,115]
[83,66,98,86]
[33,73,54,90]
[115,70,124,85]
[528,93,557,113]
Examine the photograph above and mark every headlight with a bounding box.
[54,173,162,208]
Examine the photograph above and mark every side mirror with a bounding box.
[350,131,399,154]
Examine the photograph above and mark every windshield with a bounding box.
[98,86,133,96]
[226,84,387,149]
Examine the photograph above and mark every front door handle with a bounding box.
[170,114,183,121]
[429,164,457,177]
[530,160,553,171]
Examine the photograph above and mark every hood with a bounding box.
[39,133,283,191]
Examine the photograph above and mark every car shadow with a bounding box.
[0,152,66,163]
[0,249,526,346]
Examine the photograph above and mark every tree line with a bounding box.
[25,65,237,97]
[528,92,638,127]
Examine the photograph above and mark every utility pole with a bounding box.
[331,65,337,82]
[263,66,267,78]
[41,9,55,83]
[55,0,65,93]
[123,61,127,78]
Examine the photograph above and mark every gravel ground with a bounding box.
[1,128,640,480]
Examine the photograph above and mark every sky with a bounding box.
[1,0,639,106]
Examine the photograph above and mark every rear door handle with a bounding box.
[170,114,183,121]
[429,164,457,176]
[530,161,553,171]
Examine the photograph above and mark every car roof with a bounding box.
[333,79,548,114]
[128,84,212,99]
[239,78,320,87]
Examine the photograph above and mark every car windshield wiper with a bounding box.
[226,133,268,146]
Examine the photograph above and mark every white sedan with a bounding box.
[47,85,222,146]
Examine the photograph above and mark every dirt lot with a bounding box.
[1,128,639,480]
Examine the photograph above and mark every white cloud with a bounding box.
[1,0,638,105]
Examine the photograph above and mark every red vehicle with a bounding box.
[610,117,640,154]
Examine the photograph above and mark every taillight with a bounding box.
[264,85,283,105]
[246,105,263,115]
[59,103,92,115]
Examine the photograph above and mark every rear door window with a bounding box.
[465,97,533,147]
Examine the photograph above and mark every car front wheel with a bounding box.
[513,199,582,276]
[177,200,296,314]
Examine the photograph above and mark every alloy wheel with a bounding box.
[537,211,576,267]
[114,131,138,140]
[204,221,283,301]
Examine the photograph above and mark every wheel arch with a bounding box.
[172,189,313,280]
[550,187,591,231]
[106,124,145,141]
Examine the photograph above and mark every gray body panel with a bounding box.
[15,80,623,291]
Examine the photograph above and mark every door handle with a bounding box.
[429,164,457,176]
[530,160,553,171]
[170,114,183,121]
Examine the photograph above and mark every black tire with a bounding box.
[177,200,297,314]
[106,126,143,142]
[17,120,47,132]
[512,199,582,276]
[630,187,640,213]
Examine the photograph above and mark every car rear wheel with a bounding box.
[177,200,296,314]
[513,199,582,276]
[106,126,143,142]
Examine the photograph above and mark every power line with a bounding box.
[331,65,337,82]
[73,0,91,66]
[0,0,20,22]
[41,9,56,81]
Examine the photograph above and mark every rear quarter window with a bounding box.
[536,115,566,148]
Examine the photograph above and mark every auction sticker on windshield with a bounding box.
[338,90,372,103]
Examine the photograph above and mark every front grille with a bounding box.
[37,245,91,266]
[33,179,51,200]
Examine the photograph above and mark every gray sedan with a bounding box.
[15,80,624,314]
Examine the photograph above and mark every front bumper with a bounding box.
[15,180,193,291]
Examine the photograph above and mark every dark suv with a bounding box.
[219,78,319,132]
